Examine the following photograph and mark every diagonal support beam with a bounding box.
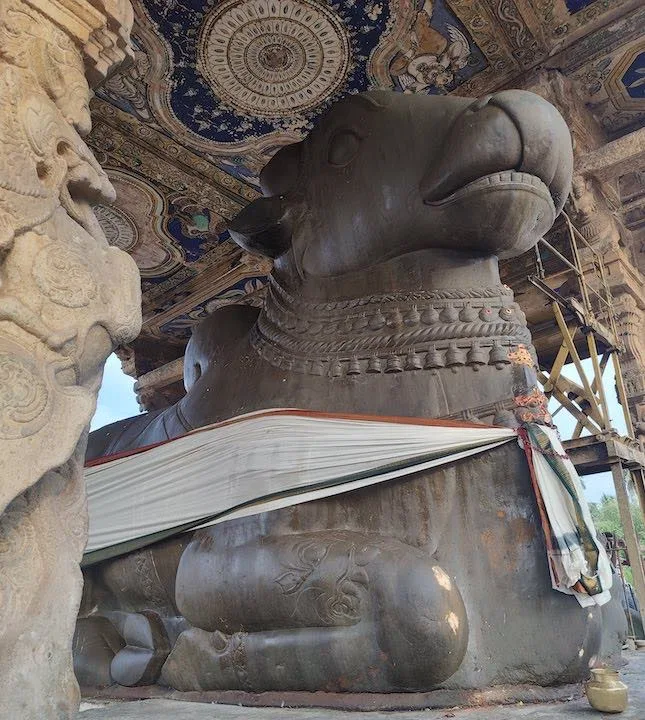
[552,303,606,428]
[543,337,574,392]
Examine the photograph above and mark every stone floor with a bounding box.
[79,652,644,719]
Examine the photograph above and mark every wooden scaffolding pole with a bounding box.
[611,462,645,631]
[551,302,606,426]
[633,468,645,530]
[531,209,645,623]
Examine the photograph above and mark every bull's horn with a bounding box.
[228,195,292,259]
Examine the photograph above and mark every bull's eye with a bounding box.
[327,128,362,167]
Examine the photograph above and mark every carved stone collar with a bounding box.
[251,276,533,377]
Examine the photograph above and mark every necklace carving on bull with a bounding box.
[251,275,534,377]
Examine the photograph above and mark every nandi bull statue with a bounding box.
[77,90,623,699]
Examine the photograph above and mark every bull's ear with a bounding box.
[227,195,292,259]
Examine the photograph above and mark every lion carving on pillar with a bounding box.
[77,90,623,697]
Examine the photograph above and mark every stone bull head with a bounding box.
[229,89,573,278]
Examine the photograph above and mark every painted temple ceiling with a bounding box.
[87,0,645,357]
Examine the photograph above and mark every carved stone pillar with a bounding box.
[613,293,645,441]
[0,1,139,717]
[569,175,623,253]
[134,357,186,411]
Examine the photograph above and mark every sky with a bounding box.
[547,357,626,503]
[91,353,141,431]
[91,353,623,503]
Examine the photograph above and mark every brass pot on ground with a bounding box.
[585,668,628,713]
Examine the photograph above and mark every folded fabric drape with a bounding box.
[83,409,514,565]
[83,409,611,608]
[518,424,613,608]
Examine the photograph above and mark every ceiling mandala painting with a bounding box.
[198,0,352,119]
[118,0,396,160]
[89,0,645,379]
[96,0,638,171]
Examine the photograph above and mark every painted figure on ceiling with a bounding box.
[390,0,471,93]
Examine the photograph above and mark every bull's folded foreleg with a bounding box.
[162,530,468,692]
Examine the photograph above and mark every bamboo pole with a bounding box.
[632,469,645,528]
[552,302,604,422]
[611,462,645,630]
[547,374,605,427]
[587,332,611,430]
[544,341,573,392]
[549,385,603,435]
[611,351,635,438]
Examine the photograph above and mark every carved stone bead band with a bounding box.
[252,278,533,377]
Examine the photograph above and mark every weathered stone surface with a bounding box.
[133,357,185,411]
[79,90,624,696]
[79,651,645,718]
[577,127,645,182]
[0,1,140,717]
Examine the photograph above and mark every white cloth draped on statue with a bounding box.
[517,424,613,608]
[84,409,611,608]
[84,409,514,563]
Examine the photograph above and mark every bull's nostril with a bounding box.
[469,95,493,112]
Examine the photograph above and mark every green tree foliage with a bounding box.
[589,494,645,547]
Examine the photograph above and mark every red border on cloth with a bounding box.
[85,409,506,468]
[516,426,561,587]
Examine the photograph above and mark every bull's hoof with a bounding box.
[110,610,171,687]
[73,616,125,688]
